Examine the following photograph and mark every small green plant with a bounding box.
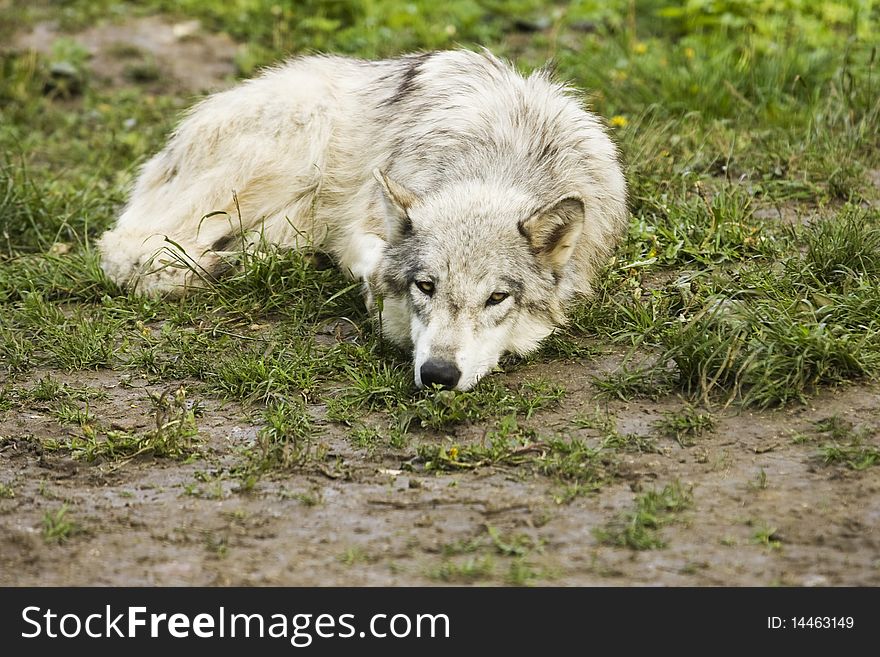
[820,443,880,470]
[752,525,783,550]
[29,376,66,401]
[429,556,494,583]
[750,467,769,490]
[279,487,324,506]
[574,407,660,453]
[68,386,200,461]
[507,558,542,586]
[42,504,81,544]
[813,416,879,470]
[440,537,483,556]
[52,401,95,427]
[486,525,541,558]
[655,404,715,446]
[241,399,324,477]
[404,379,565,431]
[595,481,694,550]
[339,546,370,566]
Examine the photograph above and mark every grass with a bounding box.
[655,404,716,446]
[587,205,880,408]
[42,504,82,544]
[2,1,878,415]
[594,481,694,550]
[752,525,783,550]
[247,399,322,471]
[812,416,879,470]
[428,556,495,583]
[43,386,201,462]
[574,407,661,453]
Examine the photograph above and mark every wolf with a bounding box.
[98,49,627,390]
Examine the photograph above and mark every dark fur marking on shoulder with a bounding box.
[382,52,433,107]
[211,235,234,252]
[401,213,413,235]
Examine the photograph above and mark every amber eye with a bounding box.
[486,292,509,306]
[415,280,435,296]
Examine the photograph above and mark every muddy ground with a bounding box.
[2,362,879,586]
[2,16,879,587]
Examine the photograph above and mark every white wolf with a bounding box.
[98,49,627,390]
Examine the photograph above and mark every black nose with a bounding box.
[420,359,461,389]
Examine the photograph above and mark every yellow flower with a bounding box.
[448,446,459,460]
[633,42,648,55]
[610,115,628,128]
[684,47,695,60]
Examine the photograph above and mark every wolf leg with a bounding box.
[334,230,386,308]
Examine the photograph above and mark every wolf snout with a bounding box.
[419,359,461,389]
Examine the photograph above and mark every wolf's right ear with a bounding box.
[373,169,419,243]
[518,194,585,272]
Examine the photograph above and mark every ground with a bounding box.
[3,366,880,585]
[1,2,879,586]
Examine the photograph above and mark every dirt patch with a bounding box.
[2,364,878,586]
[12,16,238,94]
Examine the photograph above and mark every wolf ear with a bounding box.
[373,169,419,242]
[518,194,585,271]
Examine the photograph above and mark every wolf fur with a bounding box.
[98,49,627,390]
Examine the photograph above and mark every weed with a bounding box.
[242,399,325,476]
[750,468,769,491]
[429,556,494,583]
[42,504,81,544]
[486,525,541,558]
[655,404,716,446]
[752,526,783,550]
[68,387,199,461]
[595,481,694,550]
[405,379,565,431]
[339,546,370,566]
[812,416,879,470]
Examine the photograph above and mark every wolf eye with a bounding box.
[486,292,509,306]
[415,280,435,296]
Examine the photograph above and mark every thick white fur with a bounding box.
[98,49,627,389]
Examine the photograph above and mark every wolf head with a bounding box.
[371,169,586,391]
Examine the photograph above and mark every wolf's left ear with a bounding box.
[373,169,419,242]
[518,194,585,271]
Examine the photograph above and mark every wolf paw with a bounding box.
[98,231,220,297]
